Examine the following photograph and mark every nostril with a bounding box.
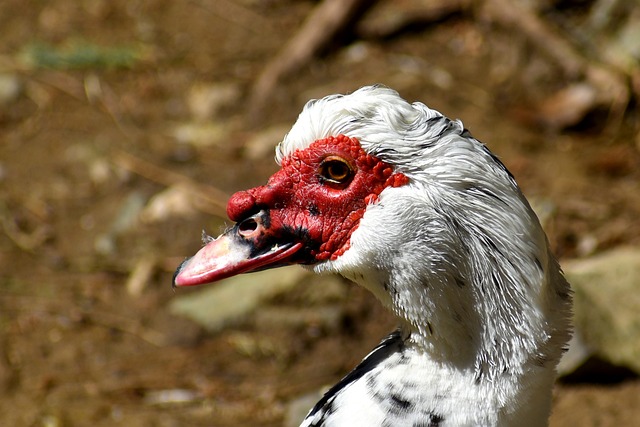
[238,217,259,237]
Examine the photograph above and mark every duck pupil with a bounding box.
[330,163,346,179]
[324,161,349,182]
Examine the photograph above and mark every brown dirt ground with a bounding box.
[0,1,639,426]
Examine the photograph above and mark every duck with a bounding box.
[173,85,572,426]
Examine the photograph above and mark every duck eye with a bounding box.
[319,156,353,186]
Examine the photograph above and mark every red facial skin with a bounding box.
[227,134,409,262]
[172,134,409,288]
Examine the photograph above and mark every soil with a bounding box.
[1,1,639,426]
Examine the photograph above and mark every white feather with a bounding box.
[280,86,571,426]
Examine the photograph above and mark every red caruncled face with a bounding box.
[227,134,409,262]
[172,134,408,288]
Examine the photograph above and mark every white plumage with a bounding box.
[283,86,571,426]
[174,85,572,426]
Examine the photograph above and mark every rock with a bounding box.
[170,266,311,332]
[562,247,640,374]
[140,183,198,223]
[144,389,203,406]
[0,73,22,105]
[340,42,371,64]
[187,82,240,121]
[171,122,230,148]
[536,83,598,129]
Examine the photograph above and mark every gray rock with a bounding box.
[170,266,311,332]
[562,246,640,374]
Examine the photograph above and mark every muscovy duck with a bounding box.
[173,85,572,426]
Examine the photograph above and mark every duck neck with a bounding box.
[393,263,542,368]
[375,266,560,424]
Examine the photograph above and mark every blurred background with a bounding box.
[0,0,639,425]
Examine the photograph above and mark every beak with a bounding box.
[173,210,304,287]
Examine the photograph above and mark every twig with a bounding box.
[480,0,630,126]
[481,0,584,78]
[126,254,158,297]
[357,0,470,40]
[84,73,139,141]
[248,0,376,118]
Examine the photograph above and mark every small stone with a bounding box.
[171,122,229,148]
[0,73,22,105]
[187,82,240,121]
[144,389,203,406]
[140,184,198,223]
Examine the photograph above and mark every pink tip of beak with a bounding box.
[173,233,303,287]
